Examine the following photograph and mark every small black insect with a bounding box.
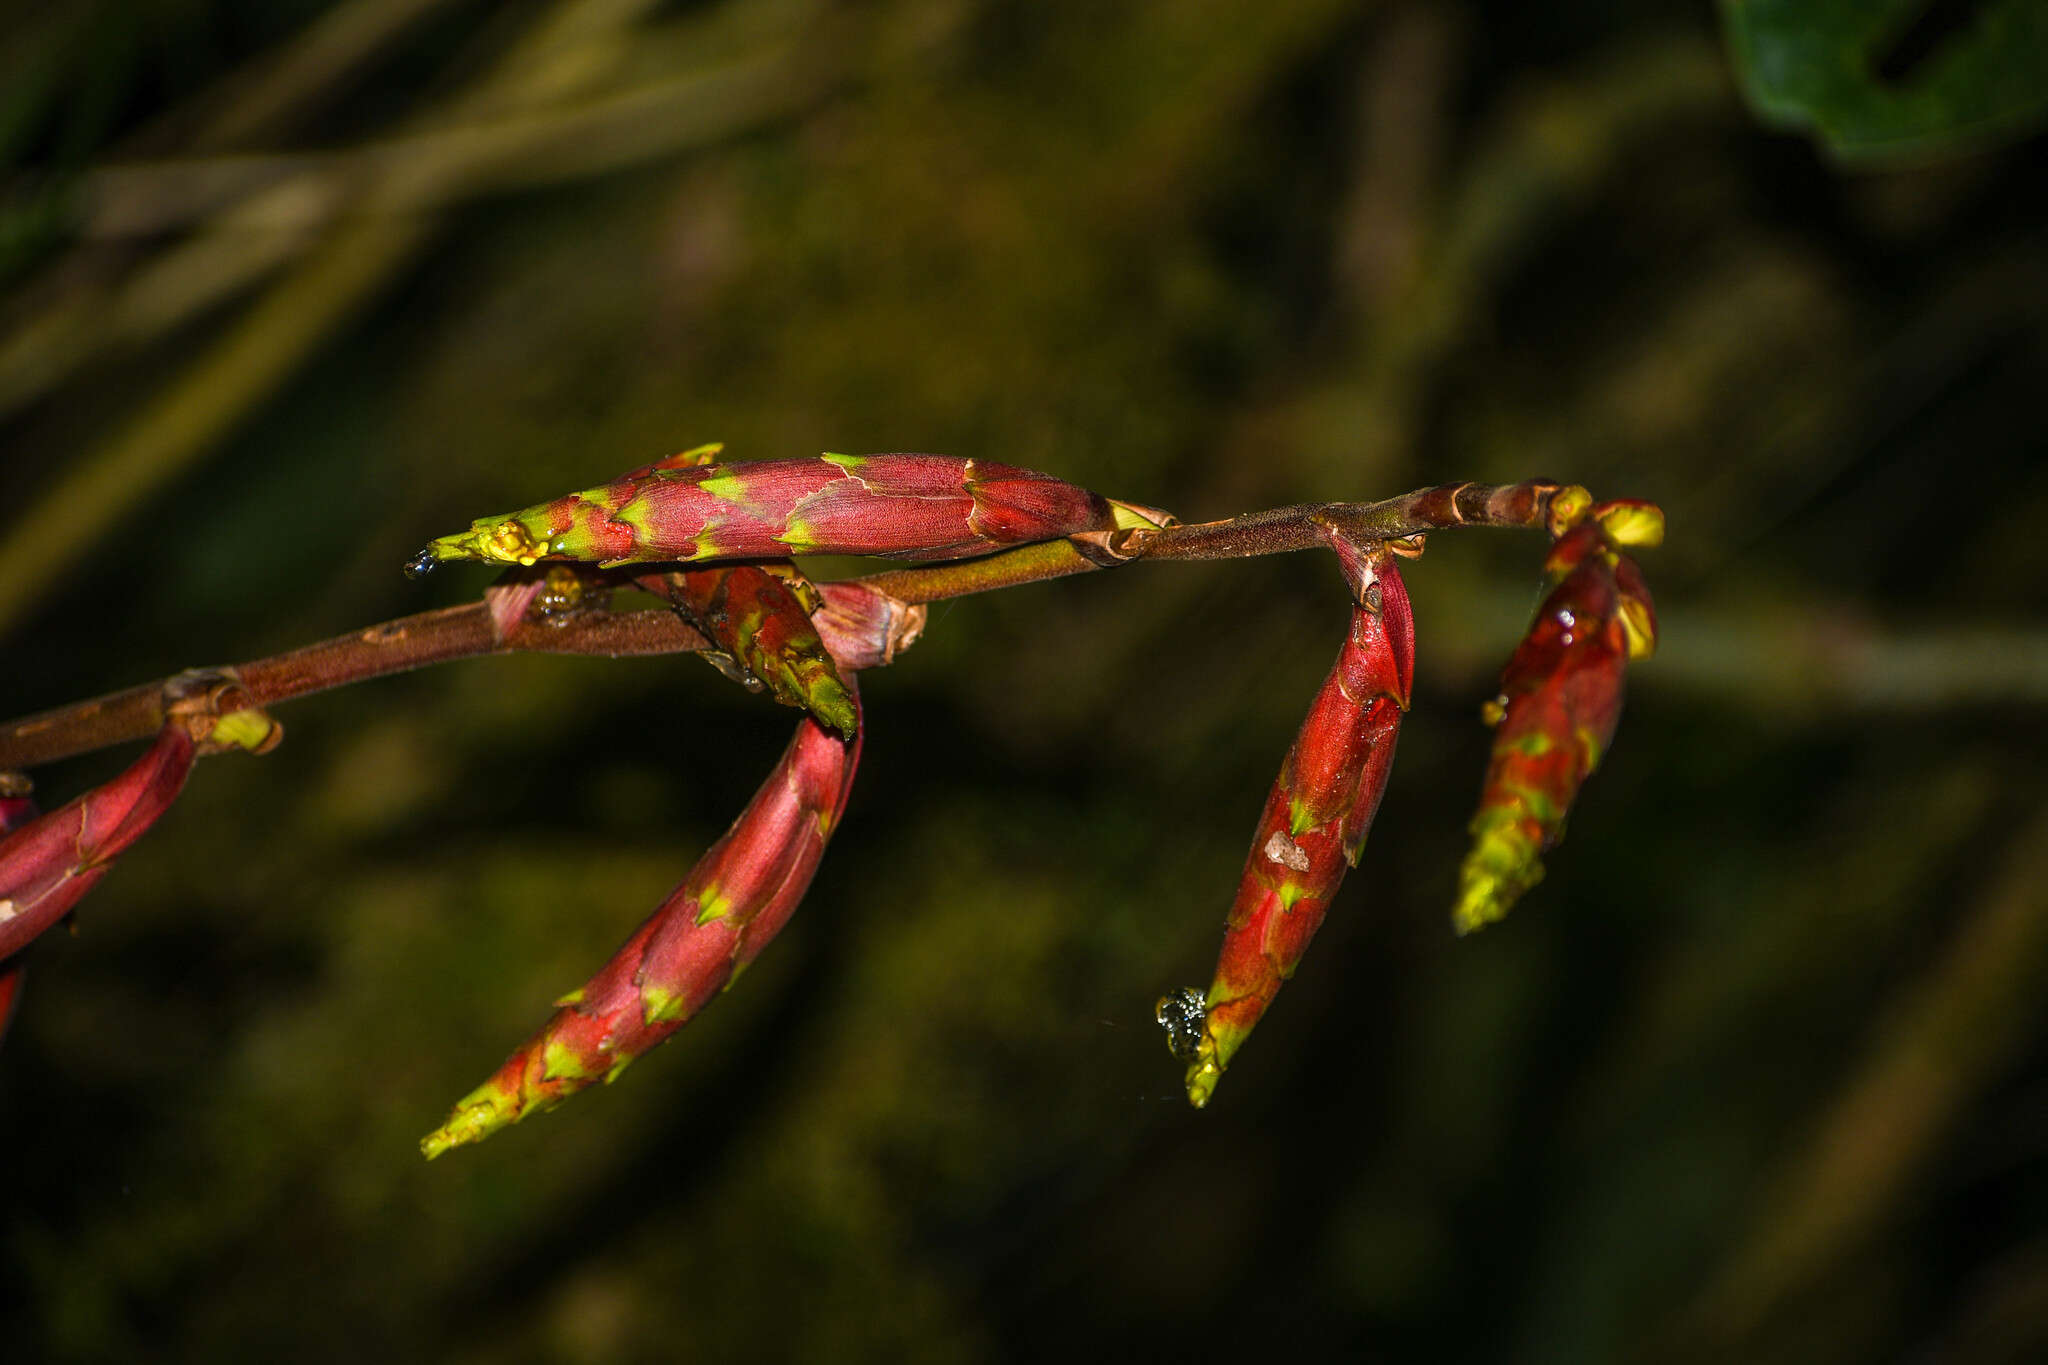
[1154,987,1208,1061]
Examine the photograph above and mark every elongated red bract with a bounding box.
[1452,503,1660,932]
[1172,543,1415,1106]
[422,693,863,1156]
[413,453,1120,573]
[0,725,196,959]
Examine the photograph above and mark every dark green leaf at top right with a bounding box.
[1720,0,2048,161]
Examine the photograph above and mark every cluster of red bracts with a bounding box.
[2,447,1663,1142]
[1159,495,1660,1105]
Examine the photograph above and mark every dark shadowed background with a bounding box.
[2,1,2046,1361]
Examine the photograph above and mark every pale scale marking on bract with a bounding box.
[1263,830,1312,872]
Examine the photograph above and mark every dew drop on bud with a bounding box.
[1155,987,1207,1061]
[402,548,439,580]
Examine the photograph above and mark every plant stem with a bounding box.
[0,481,1569,772]
[0,603,706,771]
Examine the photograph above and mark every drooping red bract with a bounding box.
[1177,543,1414,1107]
[1453,511,1658,933]
[0,724,196,960]
[422,690,863,1157]
[0,792,38,1050]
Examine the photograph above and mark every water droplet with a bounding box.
[1480,696,1508,727]
[1155,987,1207,1061]
[402,548,438,580]
[1556,608,1576,630]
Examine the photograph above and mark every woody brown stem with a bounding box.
[1,602,707,770]
[0,481,1574,770]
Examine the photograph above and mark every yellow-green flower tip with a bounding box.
[425,518,546,569]
[1184,1056,1223,1108]
[1108,498,1178,531]
[208,709,279,753]
[1451,843,1544,935]
[1451,876,1506,936]
[1594,500,1665,549]
[1618,596,1658,660]
[1545,485,1594,538]
[419,1082,519,1160]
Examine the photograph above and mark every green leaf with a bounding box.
[1720,0,2048,161]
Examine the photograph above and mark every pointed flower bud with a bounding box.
[1452,508,1660,934]
[1173,542,1415,1107]
[422,693,864,1157]
[409,453,1120,574]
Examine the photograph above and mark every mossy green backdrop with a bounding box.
[3,2,2046,1360]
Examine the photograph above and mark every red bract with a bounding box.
[0,463,1668,1148]
[409,452,1120,574]
[422,693,863,1157]
[0,724,197,959]
[1165,538,1414,1106]
[0,791,37,1051]
[810,580,926,671]
[651,564,858,739]
[1452,509,1659,933]
[0,794,35,830]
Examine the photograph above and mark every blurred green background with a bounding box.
[2,1,2046,1360]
